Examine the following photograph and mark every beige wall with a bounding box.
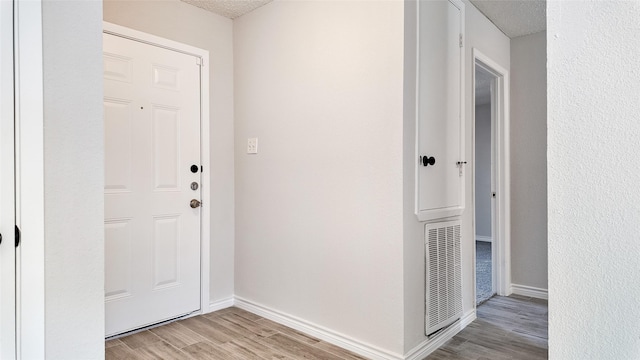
[510,31,547,291]
[234,0,405,356]
[103,0,236,304]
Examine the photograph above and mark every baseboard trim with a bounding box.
[404,309,476,360]
[208,297,235,313]
[475,235,492,242]
[510,284,548,300]
[234,296,404,360]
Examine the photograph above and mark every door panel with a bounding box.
[416,0,464,221]
[104,220,133,300]
[104,33,201,337]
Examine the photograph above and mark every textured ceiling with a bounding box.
[180,0,274,19]
[470,0,546,38]
[182,0,546,36]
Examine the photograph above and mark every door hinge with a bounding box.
[15,225,20,247]
[196,57,203,67]
[456,161,467,177]
[459,34,463,48]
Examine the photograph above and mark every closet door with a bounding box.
[415,0,465,221]
[0,0,17,357]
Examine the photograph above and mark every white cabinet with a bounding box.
[415,0,465,222]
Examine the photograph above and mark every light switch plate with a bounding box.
[247,138,258,154]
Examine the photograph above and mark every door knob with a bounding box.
[422,156,435,167]
[190,199,201,208]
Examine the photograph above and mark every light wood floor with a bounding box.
[425,295,548,360]
[105,306,367,360]
[106,295,547,360]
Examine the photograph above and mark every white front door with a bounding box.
[0,0,16,356]
[103,33,202,337]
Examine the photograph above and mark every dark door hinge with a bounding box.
[15,225,20,247]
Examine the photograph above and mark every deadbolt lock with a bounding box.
[190,182,199,191]
[190,199,201,209]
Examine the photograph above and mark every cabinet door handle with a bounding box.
[422,156,436,167]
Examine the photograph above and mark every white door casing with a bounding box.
[0,0,16,357]
[104,32,202,336]
[415,0,465,222]
[472,49,511,297]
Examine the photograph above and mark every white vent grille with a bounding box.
[425,220,462,335]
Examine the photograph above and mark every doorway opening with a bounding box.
[472,49,511,306]
[474,64,496,305]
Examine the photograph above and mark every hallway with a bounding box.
[426,295,548,359]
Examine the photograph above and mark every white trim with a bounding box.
[0,0,17,357]
[234,296,404,360]
[475,235,492,242]
[404,309,476,360]
[209,297,234,313]
[472,49,511,298]
[102,21,212,318]
[103,22,207,59]
[15,0,46,358]
[511,284,548,300]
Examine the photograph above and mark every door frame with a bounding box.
[15,0,46,358]
[0,0,17,357]
[472,48,511,298]
[103,22,211,318]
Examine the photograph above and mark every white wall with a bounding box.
[42,1,104,358]
[103,0,235,304]
[475,103,492,239]
[234,0,405,355]
[548,1,640,357]
[510,31,547,291]
[403,0,510,352]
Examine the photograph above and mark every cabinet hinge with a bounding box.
[459,34,463,48]
[15,225,20,247]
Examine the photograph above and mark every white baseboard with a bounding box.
[510,284,548,300]
[234,296,404,360]
[208,296,235,313]
[404,309,476,360]
[475,235,492,242]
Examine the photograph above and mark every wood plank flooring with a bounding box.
[106,295,547,360]
[425,295,548,360]
[105,307,367,360]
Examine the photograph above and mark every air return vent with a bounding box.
[425,220,462,335]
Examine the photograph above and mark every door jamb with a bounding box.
[15,0,46,358]
[102,21,212,316]
[472,48,511,298]
[0,0,17,357]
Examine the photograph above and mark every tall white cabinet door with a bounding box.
[0,0,16,357]
[104,33,202,337]
[416,0,465,221]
